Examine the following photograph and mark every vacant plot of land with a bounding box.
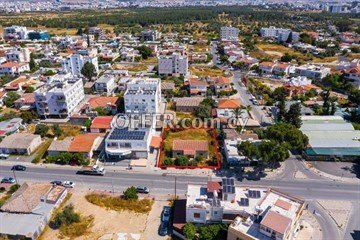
[85,193,153,214]
[127,64,149,72]
[190,44,209,53]
[58,124,82,140]
[142,57,158,64]
[40,191,152,240]
[190,66,224,77]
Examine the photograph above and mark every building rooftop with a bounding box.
[175,97,204,107]
[47,137,72,152]
[107,127,149,141]
[68,133,103,153]
[90,116,113,130]
[173,140,208,155]
[0,133,40,149]
[218,99,241,109]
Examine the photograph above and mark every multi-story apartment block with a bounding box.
[6,48,31,62]
[295,64,331,80]
[260,26,299,43]
[3,26,28,40]
[140,30,161,41]
[94,75,117,95]
[124,78,161,114]
[61,54,99,77]
[220,26,239,41]
[35,75,85,118]
[0,62,30,76]
[88,27,105,37]
[158,53,188,77]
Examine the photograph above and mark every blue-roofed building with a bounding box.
[105,127,151,160]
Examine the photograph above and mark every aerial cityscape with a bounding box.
[0,0,359,240]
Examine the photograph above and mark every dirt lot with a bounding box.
[40,190,164,240]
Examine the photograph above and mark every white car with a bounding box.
[62,181,75,188]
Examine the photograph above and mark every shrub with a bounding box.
[8,184,20,194]
[123,186,138,200]
[163,157,174,166]
[0,187,6,193]
[53,204,80,228]
[175,155,189,166]
[35,124,49,137]
[183,223,197,240]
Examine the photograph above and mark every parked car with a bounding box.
[51,180,63,186]
[1,177,15,183]
[62,181,75,188]
[0,154,9,159]
[161,206,171,222]
[159,221,169,236]
[136,186,150,194]
[11,165,26,171]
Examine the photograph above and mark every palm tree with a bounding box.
[232,107,243,126]
[246,105,252,115]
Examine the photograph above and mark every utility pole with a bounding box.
[12,170,18,184]
[174,176,177,199]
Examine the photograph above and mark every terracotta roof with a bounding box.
[189,78,208,86]
[5,76,27,87]
[68,133,103,153]
[90,116,113,130]
[261,210,292,235]
[161,81,175,90]
[173,140,208,155]
[217,99,241,109]
[150,136,162,148]
[0,62,27,68]
[15,93,35,104]
[207,181,221,192]
[275,199,292,211]
[175,97,204,107]
[212,76,230,85]
[88,96,119,109]
[259,61,275,68]
[275,63,290,70]
[349,66,360,74]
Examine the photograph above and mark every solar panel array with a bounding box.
[222,178,235,194]
[248,190,261,198]
[109,128,146,140]
[239,198,249,206]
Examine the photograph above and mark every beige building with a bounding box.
[0,133,42,155]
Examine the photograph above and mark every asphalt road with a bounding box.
[0,163,359,239]
[231,70,273,126]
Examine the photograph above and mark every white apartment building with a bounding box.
[220,26,239,41]
[124,77,161,114]
[158,53,188,77]
[3,26,28,40]
[288,76,313,87]
[35,75,85,118]
[141,30,161,41]
[94,75,117,95]
[61,53,99,77]
[295,64,331,80]
[6,48,31,62]
[260,26,299,43]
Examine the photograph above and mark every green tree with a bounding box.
[94,107,111,116]
[238,141,259,160]
[29,53,37,71]
[8,184,20,194]
[194,104,212,119]
[43,70,56,76]
[174,155,189,166]
[137,45,153,59]
[163,157,175,166]
[198,224,227,240]
[183,222,197,240]
[53,204,80,228]
[280,53,293,62]
[81,62,97,81]
[285,102,302,128]
[83,119,92,128]
[52,124,63,137]
[35,124,49,137]
[123,186,138,200]
[349,89,360,105]
[3,92,21,108]
[25,86,35,93]
[20,110,38,124]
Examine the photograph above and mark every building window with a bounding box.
[194,213,200,219]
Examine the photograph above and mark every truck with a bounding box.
[76,165,106,176]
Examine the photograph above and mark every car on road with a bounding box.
[1,177,15,183]
[158,221,169,236]
[136,186,150,194]
[0,153,9,159]
[11,165,26,171]
[161,206,171,222]
[62,181,75,188]
[51,180,63,186]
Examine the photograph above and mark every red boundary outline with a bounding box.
[157,127,221,169]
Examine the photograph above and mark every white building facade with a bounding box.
[158,53,188,77]
[220,26,239,41]
[61,54,99,77]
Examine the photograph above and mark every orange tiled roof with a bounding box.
[90,116,113,130]
[68,133,103,153]
[189,78,208,86]
[150,136,162,148]
[261,211,292,235]
[259,61,275,68]
[275,63,290,70]
[0,62,27,68]
[88,96,119,109]
[173,140,208,155]
[218,99,241,109]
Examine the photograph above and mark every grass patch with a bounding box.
[127,64,148,72]
[0,184,21,207]
[191,44,209,53]
[352,122,360,130]
[190,66,224,77]
[58,124,82,140]
[59,215,94,238]
[85,193,153,214]
[0,195,11,207]
[141,57,158,64]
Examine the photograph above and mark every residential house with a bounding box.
[295,64,331,80]
[172,140,209,158]
[189,78,208,96]
[0,62,30,76]
[210,76,232,94]
[344,66,360,89]
[84,96,120,115]
[90,116,113,133]
[259,62,276,75]
[47,137,72,156]
[68,133,104,159]
[273,63,293,76]
[0,118,22,137]
[0,133,42,155]
[14,93,36,110]
[94,74,117,95]
[174,97,204,112]
[217,99,241,109]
